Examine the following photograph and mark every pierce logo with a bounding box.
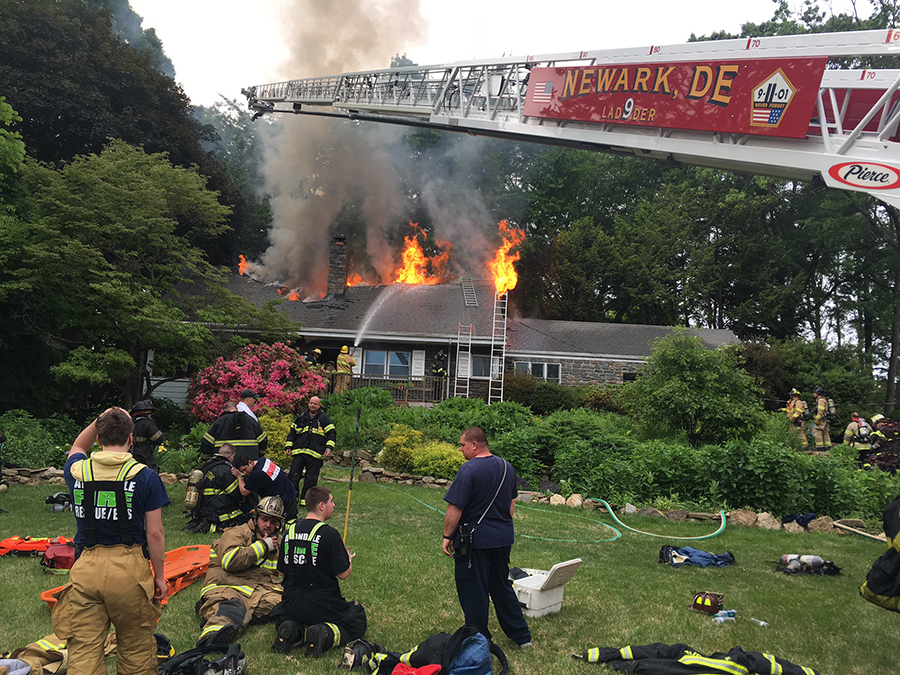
[828,162,900,190]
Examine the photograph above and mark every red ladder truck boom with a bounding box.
[244,29,900,207]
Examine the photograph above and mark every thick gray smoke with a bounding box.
[252,0,496,295]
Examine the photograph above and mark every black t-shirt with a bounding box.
[279,518,349,596]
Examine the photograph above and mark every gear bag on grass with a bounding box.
[367,625,508,675]
[41,541,77,573]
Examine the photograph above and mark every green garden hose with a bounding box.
[589,499,727,540]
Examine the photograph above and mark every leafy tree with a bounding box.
[0,96,24,196]
[0,140,291,416]
[187,343,327,423]
[625,330,765,444]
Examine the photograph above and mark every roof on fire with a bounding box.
[228,274,738,359]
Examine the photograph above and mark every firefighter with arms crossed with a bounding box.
[196,496,285,647]
[53,407,169,675]
[285,396,335,508]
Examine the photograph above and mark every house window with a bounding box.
[514,361,561,383]
[623,372,638,382]
[363,350,411,377]
[471,355,500,379]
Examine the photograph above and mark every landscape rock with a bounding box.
[638,507,665,518]
[688,512,718,520]
[784,521,806,534]
[623,503,637,514]
[807,516,834,533]
[582,499,596,510]
[48,476,66,486]
[356,450,372,461]
[566,494,584,508]
[549,494,566,506]
[727,510,758,527]
[42,468,64,479]
[159,472,178,485]
[359,472,377,483]
[666,509,688,521]
[756,512,782,530]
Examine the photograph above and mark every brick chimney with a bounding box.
[326,235,348,298]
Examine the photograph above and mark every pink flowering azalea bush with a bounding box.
[188,343,326,422]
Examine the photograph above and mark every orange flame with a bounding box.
[393,222,451,285]
[487,220,525,297]
[287,290,301,301]
[238,255,249,275]
[347,272,363,286]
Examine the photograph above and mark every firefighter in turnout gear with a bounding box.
[272,487,366,657]
[196,496,286,648]
[334,346,356,394]
[285,396,336,508]
[130,400,163,471]
[843,412,872,450]
[812,386,831,448]
[53,408,169,675]
[185,443,250,534]
[200,402,268,460]
[785,388,808,448]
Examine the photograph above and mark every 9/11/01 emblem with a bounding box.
[751,69,796,128]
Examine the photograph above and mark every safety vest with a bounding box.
[281,520,327,588]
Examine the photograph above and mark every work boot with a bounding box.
[272,620,303,654]
[305,623,336,657]
[195,624,239,648]
[339,639,384,670]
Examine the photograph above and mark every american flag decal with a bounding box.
[750,69,795,129]
[752,105,785,126]
[532,81,554,103]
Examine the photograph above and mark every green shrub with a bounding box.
[40,413,81,449]
[528,381,577,416]
[323,387,394,415]
[150,396,193,439]
[578,384,626,414]
[0,409,65,468]
[502,371,536,406]
[409,439,464,479]
[379,424,424,473]
[259,410,293,472]
[158,446,201,474]
[491,424,557,486]
[177,423,209,453]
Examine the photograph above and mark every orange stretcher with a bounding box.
[41,544,211,609]
[0,536,74,556]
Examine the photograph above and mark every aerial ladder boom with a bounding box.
[244,29,900,208]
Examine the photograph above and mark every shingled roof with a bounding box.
[228,274,739,355]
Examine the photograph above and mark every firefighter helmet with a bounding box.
[252,496,285,522]
[131,400,155,414]
[873,414,886,424]
[341,345,349,354]
[156,634,176,663]
[789,388,800,396]
[690,591,724,614]
[814,386,825,396]
[313,348,322,355]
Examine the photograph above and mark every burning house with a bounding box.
[223,232,738,405]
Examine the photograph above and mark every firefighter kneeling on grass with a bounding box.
[272,486,367,657]
[195,496,285,647]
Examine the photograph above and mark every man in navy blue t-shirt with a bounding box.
[233,454,298,521]
[54,407,170,675]
[442,426,531,647]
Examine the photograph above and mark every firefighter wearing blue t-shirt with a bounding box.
[52,408,170,675]
[442,427,531,648]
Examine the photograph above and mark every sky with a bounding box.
[128,0,862,108]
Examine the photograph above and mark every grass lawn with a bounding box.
[0,471,895,675]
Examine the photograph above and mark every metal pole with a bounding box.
[342,405,361,543]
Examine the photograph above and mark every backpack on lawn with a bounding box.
[362,625,509,675]
[157,643,246,675]
[41,541,77,573]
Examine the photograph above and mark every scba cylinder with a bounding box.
[184,469,204,511]
[781,554,824,572]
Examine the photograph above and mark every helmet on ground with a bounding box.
[252,496,285,523]
[691,591,724,614]
[131,400,155,414]
[873,414,886,424]
[341,345,349,353]
[814,386,825,396]
[156,634,175,663]
[790,388,800,396]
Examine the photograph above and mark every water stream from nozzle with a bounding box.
[354,284,402,346]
